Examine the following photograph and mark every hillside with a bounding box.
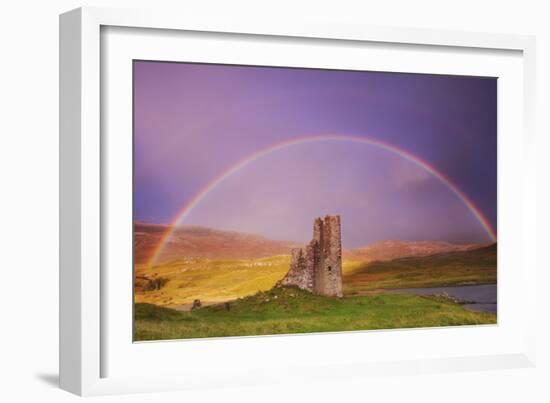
[134,255,291,307]
[136,222,485,264]
[344,243,497,295]
[344,240,485,262]
[134,286,496,341]
[134,222,301,263]
[134,244,496,307]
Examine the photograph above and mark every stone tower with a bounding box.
[278,215,343,297]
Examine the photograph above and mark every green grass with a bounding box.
[134,245,497,341]
[134,286,496,341]
[344,244,497,295]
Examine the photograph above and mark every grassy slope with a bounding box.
[134,256,363,306]
[134,256,290,306]
[343,244,497,295]
[135,245,496,307]
[134,286,496,341]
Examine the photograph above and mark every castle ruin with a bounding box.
[278,215,343,297]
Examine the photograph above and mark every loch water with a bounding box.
[392,284,497,313]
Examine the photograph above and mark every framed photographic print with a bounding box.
[60,7,537,396]
[132,60,499,341]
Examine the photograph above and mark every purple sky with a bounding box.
[133,61,497,247]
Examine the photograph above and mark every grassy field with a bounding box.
[135,245,496,307]
[135,255,290,307]
[134,255,364,307]
[344,244,497,295]
[134,286,496,341]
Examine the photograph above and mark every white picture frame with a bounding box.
[59,6,537,396]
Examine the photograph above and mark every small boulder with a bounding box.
[191,299,202,310]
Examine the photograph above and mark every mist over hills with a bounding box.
[135,222,487,265]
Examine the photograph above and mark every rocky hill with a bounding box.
[134,222,300,264]
[135,222,487,265]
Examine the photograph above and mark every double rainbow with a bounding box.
[146,134,496,267]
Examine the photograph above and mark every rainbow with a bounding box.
[146,134,497,267]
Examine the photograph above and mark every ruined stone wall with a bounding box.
[278,215,342,297]
[315,215,343,297]
[279,244,316,291]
